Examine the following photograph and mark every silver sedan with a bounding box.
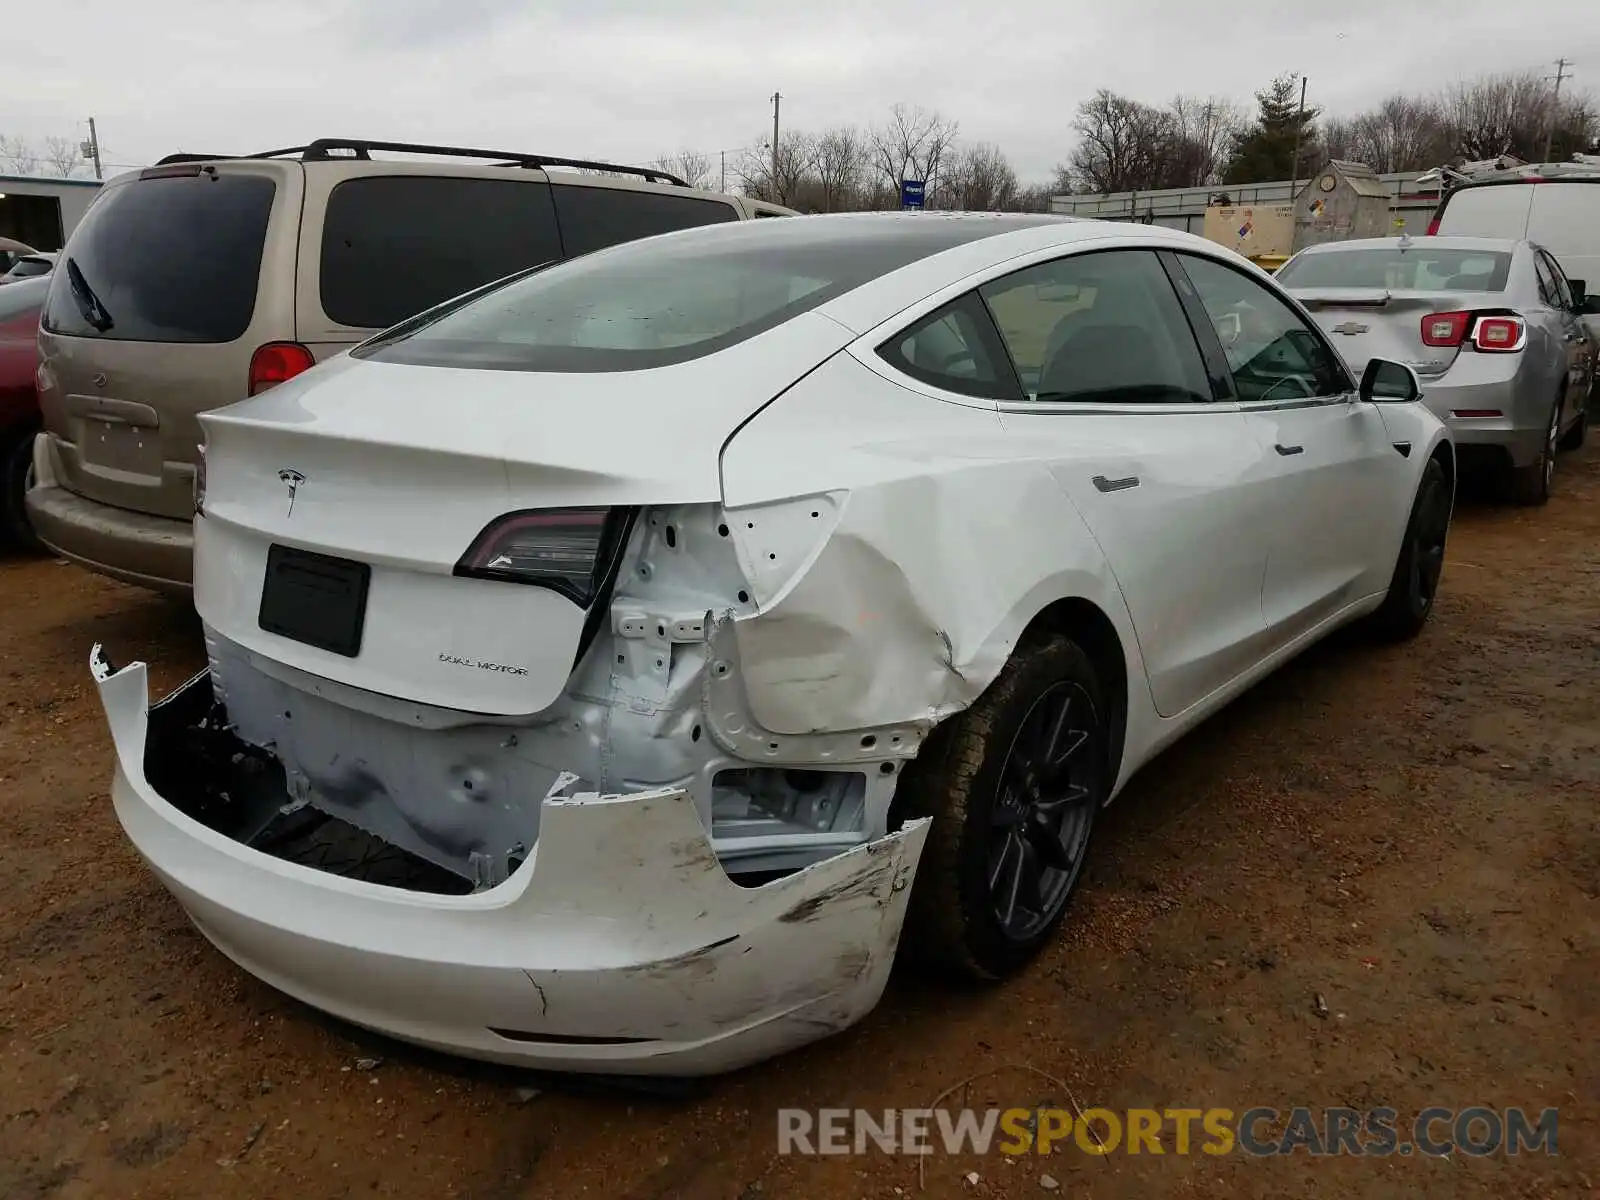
[1278,235,1594,505]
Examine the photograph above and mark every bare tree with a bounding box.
[812,126,868,212]
[1333,94,1453,172]
[0,134,43,176]
[937,141,1019,211]
[736,130,816,207]
[1442,71,1555,160]
[649,149,714,190]
[1066,89,1180,193]
[870,103,960,203]
[42,135,83,178]
[1168,95,1244,186]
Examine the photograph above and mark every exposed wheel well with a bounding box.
[1018,598,1130,787]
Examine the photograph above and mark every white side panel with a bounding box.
[720,354,1145,739]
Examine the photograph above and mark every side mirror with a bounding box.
[1360,358,1422,403]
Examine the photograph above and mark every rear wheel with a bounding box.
[1368,456,1451,642]
[895,635,1107,980]
[1,426,41,551]
[1506,399,1561,506]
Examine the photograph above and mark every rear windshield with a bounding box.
[6,257,52,279]
[358,217,1052,373]
[1277,247,1513,292]
[42,173,276,342]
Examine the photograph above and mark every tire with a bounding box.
[1505,399,1561,506]
[1558,406,1587,452]
[1,425,41,551]
[1368,456,1452,643]
[894,634,1108,981]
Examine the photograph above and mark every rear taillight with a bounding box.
[1421,311,1470,347]
[247,342,315,396]
[1471,316,1525,352]
[454,507,632,606]
[194,441,207,515]
[1425,217,1441,236]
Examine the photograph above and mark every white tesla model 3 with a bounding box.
[91,212,1454,1076]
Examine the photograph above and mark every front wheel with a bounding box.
[1368,456,1451,642]
[894,635,1108,981]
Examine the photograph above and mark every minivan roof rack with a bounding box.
[153,139,688,187]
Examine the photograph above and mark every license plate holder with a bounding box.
[258,544,371,658]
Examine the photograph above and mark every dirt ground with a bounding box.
[1,448,1595,1200]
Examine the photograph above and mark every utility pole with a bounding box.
[1288,75,1308,199]
[1543,57,1571,163]
[771,92,781,200]
[720,149,726,193]
[84,116,103,180]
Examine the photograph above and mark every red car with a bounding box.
[0,274,48,547]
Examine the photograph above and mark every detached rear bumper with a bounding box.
[92,650,928,1076]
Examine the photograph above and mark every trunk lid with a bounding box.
[194,312,854,716]
[35,161,302,520]
[1290,287,1510,378]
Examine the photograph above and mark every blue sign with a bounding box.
[900,179,925,210]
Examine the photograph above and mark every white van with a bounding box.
[1432,168,1600,353]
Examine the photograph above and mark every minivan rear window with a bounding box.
[42,174,276,343]
[1277,247,1513,291]
[550,184,739,258]
[320,176,564,331]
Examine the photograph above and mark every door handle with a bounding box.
[1091,474,1140,493]
[1274,443,1305,456]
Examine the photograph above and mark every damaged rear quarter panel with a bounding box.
[719,352,1142,737]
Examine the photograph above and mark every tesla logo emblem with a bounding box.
[91,372,107,387]
[1331,321,1369,336]
[277,469,305,516]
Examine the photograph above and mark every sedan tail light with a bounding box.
[1421,311,1470,347]
[1419,311,1526,353]
[247,342,315,396]
[454,507,635,606]
[1470,315,1525,352]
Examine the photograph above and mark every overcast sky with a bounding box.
[10,0,1598,185]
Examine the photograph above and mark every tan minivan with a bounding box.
[28,138,795,594]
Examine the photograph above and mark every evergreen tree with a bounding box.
[1224,74,1321,185]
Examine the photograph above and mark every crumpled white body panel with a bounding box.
[93,654,929,1076]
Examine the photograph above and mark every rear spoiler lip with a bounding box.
[1289,287,1510,309]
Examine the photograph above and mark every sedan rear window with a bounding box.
[1277,247,1512,292]
[359,217,1050,373]
[42,173,276,343]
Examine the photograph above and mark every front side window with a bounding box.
[979,249,1212,404]
[1177,253,1351,402]
[876,294,1013,400]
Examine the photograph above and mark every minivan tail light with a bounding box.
[1471,316,1525,352]
[455,507,634,607]
[247,342,315,395]
[1425,217,1441,236]
[1420,311,1469,347]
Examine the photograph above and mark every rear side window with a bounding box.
[320,177,563,330]
[1276,247,1512,292]
[42,174,276,343]
[551,184,739,258]
[877,294,1016,400]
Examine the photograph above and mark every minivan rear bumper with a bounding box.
[25,435,193,594]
